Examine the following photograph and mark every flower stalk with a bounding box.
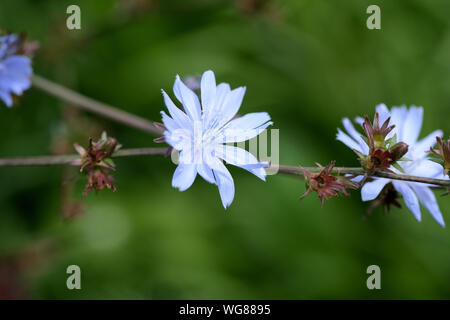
[0,148,169,167]
[31,75,164,136]
[276,165,450,188]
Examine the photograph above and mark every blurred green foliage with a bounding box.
[0,0,450,299]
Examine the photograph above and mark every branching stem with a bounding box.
[31,75,164,136]
[277,165,450,188]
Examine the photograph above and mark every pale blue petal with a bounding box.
[402,106,423,146]
[197,163,216,184]
[200,70,216,113]
[160,111,179,132]
[224,112,271,130]
[172,163,197,192]
[161,89,191,129]
[410,130,443,160]
[220,122,272,143]
[212,160,235,208]
[361,178,390,201]
[354,116,364,126]
[0,90,13,107]
[410,184,445,227]
[342,118,369,154]
[392,181,421,222]
[375,103,390,124]
[219,86,246,125]
[215,145,266,181]
[336,128,363,153]
[408,159,445,179]
[388,106,407,140]
[174,75,202,121]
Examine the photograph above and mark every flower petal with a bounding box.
[375,103,390,124]
[160,111,179,132]
[402,106,423,146]
[361,178,390,201]
[410,184,445,227]
[392,181,421,222]
[224,112,271,130]
[336,128,363,153]
[218,112,272,144]
[161,89,191,129]
[174,75,202,121]
[342,118,369,154]
[410,129,443,160]
[214,145,266,181]
[387,106,406,140]
[197,163,216,184]
[219,86,246,125]
[407,159,445,179]
[0,90,13,107]
[172,163,197,192]
[200,70,216,114]
[212,161,235,209]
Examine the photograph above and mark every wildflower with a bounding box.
[0,33,33,107]
[71,132,120,195]
[299,161,359,206]
[160,70,272,208]
[337,104,447,226]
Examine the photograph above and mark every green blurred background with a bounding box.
[1,0,450,299]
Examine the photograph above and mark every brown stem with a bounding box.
[31,75,164,136]
[0,148,169,167]
[276,165,450,188]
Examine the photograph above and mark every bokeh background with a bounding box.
[1,0,450,299]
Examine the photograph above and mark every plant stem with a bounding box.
[277,165,450,188]
[0,153,448,188]
[31,75,164,136]
[0,148,169,167]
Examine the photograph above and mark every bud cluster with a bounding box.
[355,113,408,172]
[70,132,120,195]
[299,161,359,206]
[428,137,450,177]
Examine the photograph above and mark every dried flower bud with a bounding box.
[84,168,117,195]
[363,112,395,150]
[366,183,402,217]
[153,122,167,143]
[428,137,450,177]
[299,161,359,206]
[389,142,409,163]
[355,147,392,172]
[71,132,120,195]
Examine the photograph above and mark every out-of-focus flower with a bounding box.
[160,70,272,208]
[299,161,359,206]
[428,136,450,177]
[71,132,121,195]
[337,104,447,226]
[0,33,33,107]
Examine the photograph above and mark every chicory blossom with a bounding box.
[0,34,32,107]
[160,70,272,208]
[337,104,447,226]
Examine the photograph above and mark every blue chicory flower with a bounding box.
[0,34,32,107]
[161,70,272,208]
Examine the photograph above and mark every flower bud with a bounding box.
[389,142,409,163]
[299,161,359,206]
[428,137,450,177]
